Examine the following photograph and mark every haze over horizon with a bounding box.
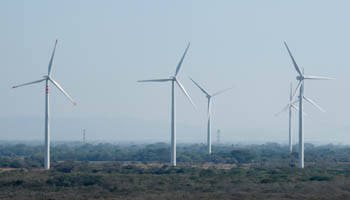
[1,1,350,144]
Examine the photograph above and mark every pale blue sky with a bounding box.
[0,0,349,144]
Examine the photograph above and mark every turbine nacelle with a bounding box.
[189,77,232,100]
[296,76,304,81]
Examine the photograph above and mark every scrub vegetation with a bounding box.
[0,142,349,199]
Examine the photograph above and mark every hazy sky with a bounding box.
[1,0,349,144]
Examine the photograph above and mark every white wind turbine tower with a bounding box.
[189,78,232,154]
[138,43,196,166]
[284,42,334,168]
[12,40,76,170]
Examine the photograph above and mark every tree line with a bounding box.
[0,142,349,168]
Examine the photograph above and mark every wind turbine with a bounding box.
[276,83,304,153]
[12,40,76,170]
[138,43,196,166]
[189,78,232,154]
[284,41,333,168]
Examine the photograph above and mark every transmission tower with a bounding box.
[217,129,221,144]
[83,129,86,144]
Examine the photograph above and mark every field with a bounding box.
[0,143,349,199]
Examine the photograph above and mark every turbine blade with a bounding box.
[275,99,299,116]
[292,99,300,106]
[303,76,335,80]
[289,82,293,100]
[174,42,191,77]
[284,42,303,76]
[212,87,233,97]
[291,81,302,102]
[291,104,308,116]
[175,79,197,110]
[189,77,210,96]
[138,78,172,82]
[49,78,76,105]
[303,96,325,112]
[12,78,46,89]
[291,104,298,111]
[275,104,290,116]
[48,40,58,76]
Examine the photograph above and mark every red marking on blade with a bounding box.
[289,150,292,153]
[56,40,58,44]
[12,86,16,88]
[46,86,49,93]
